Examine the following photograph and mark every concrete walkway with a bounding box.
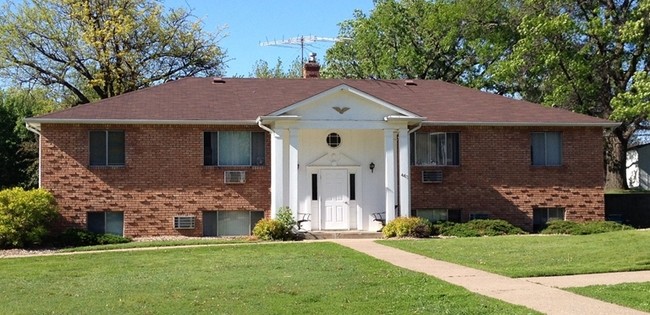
[332,239,649,315]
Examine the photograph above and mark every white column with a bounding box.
[289,129,299,219]
[270,130,284,218]
[384,129,396,222]
[398,128,411,217]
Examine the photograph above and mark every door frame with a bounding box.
[307,166,362,231]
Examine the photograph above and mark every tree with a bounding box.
[323,0,517,91]
[490,0,650,189]
[0,89,54,189]
[0,0,225,105]
[251,57,303,78]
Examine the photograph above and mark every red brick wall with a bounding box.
[410,126,605,231]
[41,124,606,236]
[40,124,271,237]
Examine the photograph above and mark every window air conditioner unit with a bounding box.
[224,171,246,184]
[173,216,196,229]
[422,170,443,183]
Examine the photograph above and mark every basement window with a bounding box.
[533,207,565,232]
[87,211,124,236]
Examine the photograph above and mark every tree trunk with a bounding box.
[604,129,628,190]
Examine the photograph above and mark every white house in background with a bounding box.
[627,143,650,190]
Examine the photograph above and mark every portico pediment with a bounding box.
[264,84,424,124]
[307,152,360,167]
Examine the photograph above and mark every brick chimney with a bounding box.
[303,52,320,78]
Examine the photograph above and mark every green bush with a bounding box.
[383,217,432,238]
[54,228,131,247]
[538,220,579,234]
[95,233,131,245]
[252,218,287,240]
[541,220,633,235]
[276,207,296,232]
[0,188,57,248]
[436,219,525,237]
[252,207,298,241]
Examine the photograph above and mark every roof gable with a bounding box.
[270,84,422,121]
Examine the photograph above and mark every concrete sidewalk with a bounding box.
[332,239,649,315]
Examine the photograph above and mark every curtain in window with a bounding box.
[219,131,251,165]
[532,132,561,166]
[105,212,124,235]
[107,131,125,165]
[432,133,447,165]
[531,133,547,165]
[87,212,105,233]
[251,132,265,165]
[89,131,107,165]
[203,132,219,165]
[545,132,562,166]
[217,211,250,236]
[415,133,429,165]
[446,133,459,165]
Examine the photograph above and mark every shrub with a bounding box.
[95,233,131,245]
[54,228,131,247]
[541,220,633,235]
[538,220,579,234]
[0,188,57,248]
[437,219,525,237]
[252,207,299,241]
[276,207,296,233]
[252,218,286,241]
[383,217,432,238]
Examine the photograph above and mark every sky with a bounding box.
[165,1,376,77]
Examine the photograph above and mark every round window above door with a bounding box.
[326,133,341,148]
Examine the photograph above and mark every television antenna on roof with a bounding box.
[260,35,346,63]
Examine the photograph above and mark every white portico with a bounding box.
[257,84,424,231]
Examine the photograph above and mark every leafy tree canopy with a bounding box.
[0,88,54,189]
[0,0,226,105]
[324,0,517,91]
[251,57,303,78]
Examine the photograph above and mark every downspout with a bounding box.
[408,121,422,134]
[25,122,42,188]
[256,117,275,135]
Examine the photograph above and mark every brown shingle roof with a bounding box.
[29,77,616,126]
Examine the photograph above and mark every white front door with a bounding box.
[322,169,349,230]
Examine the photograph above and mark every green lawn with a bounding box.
[0,242,538,314]
[568,282,650,313]
[58,238,253,252]
[378,230,650,277]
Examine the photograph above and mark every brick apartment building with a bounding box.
[26,59,618,237]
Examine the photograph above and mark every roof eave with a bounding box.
[24,118,259,126]
[422,121,620,128]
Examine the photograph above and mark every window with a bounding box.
[202,210,265,236]
[311,174,318,201]
[87,211,124,235]
[350,174,356,200]
[326,133,341,148]
[531,132,562,166]
[90,131,125,166]
[533,207,565,231]
[204,131,265,166]
[416,209,462,223]
[411,132,459,166]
